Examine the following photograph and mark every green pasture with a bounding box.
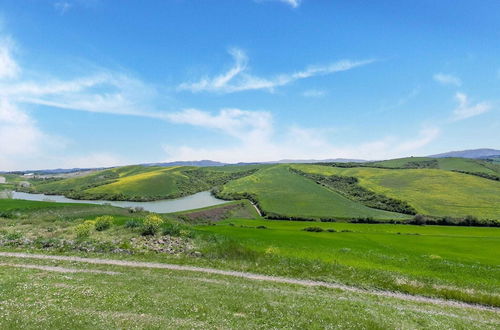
[293,164,500,219]
[370,157,500,175]
[199,218,500,306]
[219,165,409,220]
[1,256,497,329]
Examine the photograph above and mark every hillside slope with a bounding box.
[217,165,409,220]
[26,165,257,201]
[369,157,500,176]
[293,164,500,219]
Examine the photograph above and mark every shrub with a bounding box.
[302,226,324,232]
[84,220,96,226]
[411,214,426,225]
[75,223,93,238]
[256,225,267,229]
[141,214,164,236]
[162,223,181,236]
[5,232,23,240]
[128,206,145,213]
[463,215,480,226]
[341,229,353,233]
[94,216,113,231]
[125,219,141,228]
[326,228,337,232]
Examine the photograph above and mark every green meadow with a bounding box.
[0,193,499,327]
[1,255,498,329]
[199,218,500,306]
[370,156,500,175]
[218,165,409,220]
[293,164,500,219]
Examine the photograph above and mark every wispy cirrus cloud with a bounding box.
[178,48,375,93]
[0,38,19,79]
[166,108,273,143]
[452,92,491,121]
[302,89,326,98]
[255,0,301,8]
[54,1,72,15]
[0,32,160,170]
[433,73,462,86]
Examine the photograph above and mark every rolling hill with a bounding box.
[25,165,259,201]
[216,165,410,220]
[292,164,500,219]
[15,158,500,220]
[368,156,500,177]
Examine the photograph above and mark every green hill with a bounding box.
[26,165,258,201]
[293,164,500,219]
[16,160,500,220]
[369,157,500,176]
[217,165,409,220]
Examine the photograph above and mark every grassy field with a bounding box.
[218,165,409,220]
[0,199,131,217]
[293,164,500,219]
[199,218,500,306]
[0,198,499,327]
[1,256,498,329]
[370,157,500,175]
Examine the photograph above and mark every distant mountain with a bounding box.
[146,159,366,167]
[143,160,228,167]
[272,158,366,164]
[3,168,105,175]
[428,148,500,159]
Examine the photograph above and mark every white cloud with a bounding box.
[178,48,374,93]
[433,73,461,86]
[54,1,72,15]
[0,40,64,170]
[166,108,273,143]
[0,99,66,171]
[302,89,326,98]
[282,0,301,7]
[0,73,159,118]
[162,107,440,163]
[452,92,491,121]
[60,153,125,169]
[0,38,19,79]
[0,34,146,170]
[255,0,301,8]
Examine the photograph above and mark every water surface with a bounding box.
[11,191,228,213]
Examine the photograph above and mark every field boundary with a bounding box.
[0,251,498,313]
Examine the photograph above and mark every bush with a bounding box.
[125,219,141,228]
[411,214,426,225]
[75,223,93,238]
[141,214,164,236]
[5,232,23,240]
[256,225,267,229]
[128,206,145,213]
[162,223,181,236]
[326,228,337,232]
[94,216,113,231]
[302,226,324,232]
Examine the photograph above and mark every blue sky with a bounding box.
[0,0,499,170]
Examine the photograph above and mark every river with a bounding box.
[10,191,229,213]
